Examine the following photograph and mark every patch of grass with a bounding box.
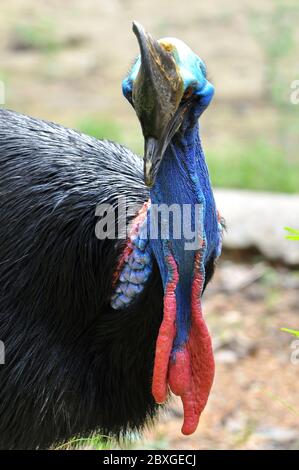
[281,328,299,338]
[13,19,62,53]
[233,420,256,448]
[207,141,299,193]
[55,433,138,450]
[250,1,299,158]
[77,118,298,194]
[250,0,299,108]
[77,117,123,142]
[55,434,116,450]
[284,227,299,240]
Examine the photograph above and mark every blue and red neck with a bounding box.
[148,121,219,349]
[148,119,219,434]
[111,115,221,435]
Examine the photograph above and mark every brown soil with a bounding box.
[134,259,299,450]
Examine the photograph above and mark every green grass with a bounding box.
[77,117,123,142]
[54,433,140,450]
[13,19,62,53]
[281,328,299,338]
[77,116,299,194]
[284,227,299,240]
[55,434,117,450]
[206,141,299,193]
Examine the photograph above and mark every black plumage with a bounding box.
[0,109,165,449]
[0,109,216,449]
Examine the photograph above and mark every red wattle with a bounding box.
[152,253,178,404]
[180,251,215,435]
[153,250,215,436]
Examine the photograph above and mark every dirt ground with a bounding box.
[132,257,299,450]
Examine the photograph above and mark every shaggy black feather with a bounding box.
[0,109,215,449]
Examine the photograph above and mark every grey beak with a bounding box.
[132,22,184,187]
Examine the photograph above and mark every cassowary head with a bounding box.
[122,21,214,187]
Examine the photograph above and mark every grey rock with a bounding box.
[214,189,299,265]
[214,349,238,364]
[218,260,267,292]
[214,335,257,362]
[256,426,299,445]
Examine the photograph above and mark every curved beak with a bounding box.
[132,22,186,187]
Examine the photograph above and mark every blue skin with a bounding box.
[121,41,221,352]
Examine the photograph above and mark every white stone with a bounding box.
[214,189,299,265]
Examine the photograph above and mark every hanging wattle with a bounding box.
[152,247,215,435]
[148,123,220,434]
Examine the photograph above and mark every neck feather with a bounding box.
[150,122,218,262]
[148,121,219,350]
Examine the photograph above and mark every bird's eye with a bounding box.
[181,86,194,102]
[126,89,133,104]
[123,82,133,105]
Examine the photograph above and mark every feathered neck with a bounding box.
[148,120,219,435]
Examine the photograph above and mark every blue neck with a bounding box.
[149,122,219,351]
[150,121,218,259]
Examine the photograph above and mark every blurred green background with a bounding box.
[0,0,298,193]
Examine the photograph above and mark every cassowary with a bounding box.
[0,22,222,449]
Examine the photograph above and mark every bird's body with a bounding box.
[0,109,163,449]
[0,24,223,448]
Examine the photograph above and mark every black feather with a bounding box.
[0,109,164,449]
[0,109,215,449]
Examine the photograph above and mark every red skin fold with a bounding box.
[152,253,179,404]
[113,204,215,435]
[152,250,215,435]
